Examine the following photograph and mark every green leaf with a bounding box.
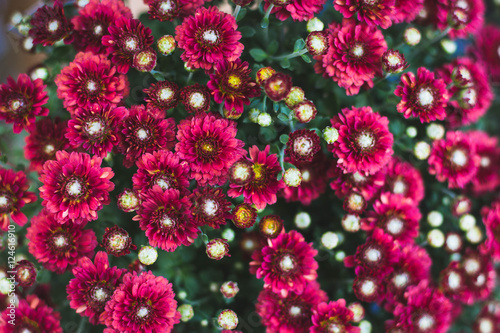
[261,16,269,29]
[239,26,256,38]
[273,102,280,112]
[250,48,268,62]
[280,58,291,69]
[267,40,279,55]
[236,7,247,21]
[301,54,312,63]
[279,134,289,144]
[151,71,165,81]
[277,172,283,181]
[294,38,306,52]
[277,113,289,122]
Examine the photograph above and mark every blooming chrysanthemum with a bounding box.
[394,67,449,123]
[467,131,500,195]
[439,261,468,302]
[101,225,137,257]
[329,106,393,175]
[352,270,384,303]
[228,145,285,210]
[207,59,260,117]
[316,20,387,95]
[55,52,129,114]
[176,113,245,186]
[101,271,181,333]
[436,0,484,40]
[472,25,500,83]
[119,105,176,168]
[26,209,97,274]
[0,296,62,333]
[66,103,127,158]
[286,129,321,163]
[428,131,480,189]
[0,73,49,133]
[147,0,180,21]
[334,0,395,29]
[102,17,154,74]
[175,6,243,71]
[382,49,409,74]
[481,201,500,261]
[67,251,126,325]
[250,230,318,297]
[329,166,385,202]
[72,0,133,54]
[15,260,37,287]
[264,72,293,102]
[383,157,424,204]
[390,0,424,23]
[39,150,115,224]
[232,203,257,229]
[473,302,500,333]
[143,80,180,111]
[180,83,211,114]
[190,187,232,229]
[0,168,37,232]
[263,0,327,22]
[362,192,421,243]
[133,187,199,252]
[460,250,496,302]
[29,1,72,46]
[310,299,361,333]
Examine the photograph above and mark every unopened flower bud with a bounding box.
[10,12,23,26]
[342,214,361,232]
[284,86,305,108]
[348,303,365,322]
[256,67,276,86]
[451,196,471,216]
[466,226,482,244]
[321,232,339,250]
[294,212,311,229]
[306,31,329,56]
[459,214,476,231]
[157,35,176,55]
[457,87,477,109]
[206,239,230,260]
[403,27,421,46]
[257,113,272,127]
[138,246,158,265]
[307,17,324,32]
[441,39,457,54]
[426,123,445,140]
[15,260,36,287]
[232,203,257,228]
[133,48,157,72]
[343,191,366,215]
[284,168,302,187]
[218,309,238,329]
[178,304,194,322]
[382,49,409,74]
[248,108,261,123]
[323,126,339,144]
[451,65,473,88]
[406,126,417,138]
[427,229,445,248]
[427,211,444,227]
[293,100,317,123]
[259,215,283,239]
[445,232,463,253]
[264,73,292,102]
[220,281,239,299]
[117,188,140,212]
[222,229,235,242]
[414,141,431,160]
[29,65,49,81]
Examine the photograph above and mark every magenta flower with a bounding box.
[334,0,395,29]
[29,1,72,46]
[190,187,232,229]
[383,157,425,204]
[481,201,500,261]
[310,299,361,333]
[0,296,62,333]
[263,0,327,22]
[329,165,385,202]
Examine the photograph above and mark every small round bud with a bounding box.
[466,226,482,244]
[157,35,176,55]
[201,319,208,326]
[451,65,473,88]
[210,282,219,292]
[222,229,235,242]
[218,309,238,330]
[441,39,457,54]
[29,65,49,81]
[10,12,23,26]
[427,211,444,227]
[178,304,194,322]
[457,87,477,109]
[284,168,302,187]
[406,126,417,138]
[403,27,421,46]
[101,225,136,257]
[264,73,293,102]
[444,232,463,253]
[459,214,476,231]
[117,188,140,212]
[184,62,196,72]
[284,86,305,108]
[323,126,339,144]
[307,17,324,32]
[229,159,254,186]
[248,108,261,123]
[382,49,409,74]
[21,36,34,52]
[294,212,311,229]
[343,191,367,215]
[133,48,157,72]
[17,23,30,36]
[348,303,365,322]
[321,232,339,250]
[414,141,431,160]
[15,260,37,287]
[335,251,346,261]
[178,291,188,299]
[426,123,445,140]
[342,214,361,232]
[206,239,230,260]
[306,31,329,56]
[138,246,158,265]
[232,203,257,228]
[451,196,471,217]
[0,278,12,295]
[427,229,445,248]
[77,0,90,7]
[256,67,276,86]
[220,281,239,299]
[359,320,372,333]
[293,100,317,123]
[259,215,284,239]
[257,113,272,127]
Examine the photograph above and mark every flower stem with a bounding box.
[279,145,286,173]
[233,5,241,19]
[271,48,308,61]
[186,72,193,84]
[261,4,274,29]
[76,316,87,333]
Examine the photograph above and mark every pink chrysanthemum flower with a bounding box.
[55,52,129,114]
[67,251,126,325]
[0,73,49,133]
[72,0,132,54]
[190,187,232,229]
[0,168,37,232]
[461,250,496,302]
[390,0,424,23]
[329,106,393,176]
[101,271,181,333]
[394,67,449,123]
[24,117,69,173]
[29,1,72,46]
[39,151,115,224]
[329,165,385,202]
[362,192,421,243]
[175,6,243,71]
[436,0,484,40]
[133,187,199,252]
[481,201,500,261]
[250,230,318,297]
[472,25,500,83]
[310,299,361,333]
[132,150,190,197]
[180,83,211,114]
[263,0,327,22]
[119,105,176,168]
[228,145,285,210]
[467,131,500,195]
[66,104,127,158]
[143,80,180,111]
[286,129,321,164]
[26,209,97,274]
[428,131,480,189]
[177,0,212,17]
[473,302,500,333]
[334,0,395,29]
[383,157,424,204]
[102,17,154,74]
[393,280,453,333]
[207,59,260,117]
[315,20,387,95]
[176,113,245,186]
[256,281,327,333]
[0,296,62,333]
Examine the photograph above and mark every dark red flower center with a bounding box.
[153,174,176,191]
[355,131,376,151]
[0,192,14,213]
[196,27,222,48]
[84,116,107,139]
[49,230,73,253]
[133,302,153,323]
[195,137,220,162]
[7,94,28,114]
[121,35,141,54]
[134,127,151,142]
[158,212,177,230]
[88,283,112,312]
[82,78,102,97]
[65,177,87,199]
[277,253,298,275]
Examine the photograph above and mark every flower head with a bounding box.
[436,0,485,40]
[286,129,321,163]
[232,203,257,228]
[148,0,180,21]
[472,25,500,84]
[382,49,409,74]
[0,296,62,333]
[143,80,180,111]
[383,157,424,204]
[481,201,500,261]
[467,131,500,195]
[191,187,232,229]
[14,260,37,287]
[310,299,361,333]
[180,83,211,114]
[334,0,395,29]
[101,226,137,257]
[263,0,327,22]
[29,1,72,46]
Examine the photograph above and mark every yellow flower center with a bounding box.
[227,75,242,89]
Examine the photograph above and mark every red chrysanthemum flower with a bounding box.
[439,261,469,303]
[39,150,115,224]
[461,250,496,302]
[133,187,199,252]
[286,129,321,164]
[383,157,424,204]
[436,0,484,40]
[394,67,449,123]
[315,19,387,95]
[472,25,500,83]
[66,103,127,158]
[207,59,260,117]
[0,168,37,232]
[250,230,318,297]
[481,201,500,261]
[101,225,137,257]
[334,0,395,29]
[352,270,384,303]
[15,260,37,287]
[119,105,176,168]
[175,113,246,186]
[263,0,327,22]
[55,52,129,114]
[72,0,133,54]
[102,17,154,74]
[329,166,385,202]
[390,0,424,23]
[362,192,421,243]
[26,209,97,274]
[148,0,180,21]
[329,106,393,176]
[264,72,293,102]
[24,117,69,173]
[101,271,181,333]
[143,80,180,111]
[428,131,480,189]
[0,296,62,333]
[175,6,244,71]
[467,131,500,195]
[190,187,232,229]
[473,302,500,333]
[256,281,327,333]
[29,1,72,46]
[228,145,285,210]
[0,73,49,133]
[180,83,211,114]
[232,203,257,229]
[117,188,141,213]
[310,299,361,333]
[67,251,126,325]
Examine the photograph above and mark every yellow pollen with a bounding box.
[227,75,242,89]
[253,164,264,180]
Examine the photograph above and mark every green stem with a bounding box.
[261,4,274,29]
[262,95,268,113]
[233,5,241,19]
[218,102,224,117]
[288,113,296,132]
[186,72,193,84]
[271,48,308,61]
[76,316,87,333]
[279,146,286,173]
